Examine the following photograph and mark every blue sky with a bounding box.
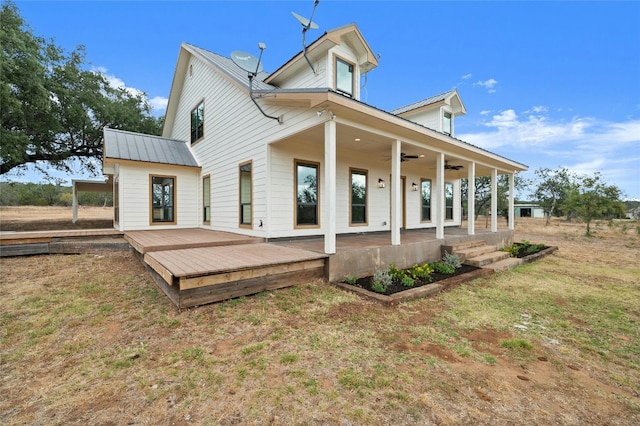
[6,0,640,200]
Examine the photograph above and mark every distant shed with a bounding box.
[514,203,545,219]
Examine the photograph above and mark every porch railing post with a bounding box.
[508,172,515,230]
[324,120,337,254]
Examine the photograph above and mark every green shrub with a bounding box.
[443,251,462,269]
[371,269,392,293]
[388,264,405,281]
[401,276,415,288]
[343,275,358,285]
[408,263,432,281]
[430,261,455,275]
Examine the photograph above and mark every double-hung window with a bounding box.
[421,179,431,221]
[335,57,354,97]
[350,169,367,225]
[151,175,176,224]
[239,162,252,226]
[445,182,454,220]
[443,111,452,136]
[295,161,319,227]
[190,101,204,143]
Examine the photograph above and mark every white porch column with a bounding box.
[491,168,498,232]
[324,120,337,254]
[391,140,402,245]
[467,162,475,235]
[508,172,515,230]
[72,181,78,224]
[435,153,445,239]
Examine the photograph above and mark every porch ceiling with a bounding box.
[275,121,511,178]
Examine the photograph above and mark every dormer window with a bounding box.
[335,57,354,97]
[443,111,452,136]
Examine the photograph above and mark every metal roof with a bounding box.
[390,90,457,115]
[103,128,199,167]
[183,43,276,92]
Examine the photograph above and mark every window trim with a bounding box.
[420,178,432,223]
[149,174,177,226]
[443,110,452,136]
[239,161,253,228]
[294,159,321,229]
[190,99,205,144]
[445,181,454,221]
[349,167,368,226]
[202,174,211,225]
[334,55,356,97]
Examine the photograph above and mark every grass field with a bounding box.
[1,211,639,425]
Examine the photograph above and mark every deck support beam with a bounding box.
[323,120,337,254]
[467,161,475,235]
[390,140,402,245]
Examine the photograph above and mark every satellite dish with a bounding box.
[231,50,263,74]
[292,11,318,30]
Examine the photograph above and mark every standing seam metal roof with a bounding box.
[390,90,457,115]
[103,128,199,167]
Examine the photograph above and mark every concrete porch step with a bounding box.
[465,250,511,267]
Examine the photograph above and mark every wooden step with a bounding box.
[465,250,510,267]
[482,257,523,271]
[442,240,485,254]
[450,244,497,263]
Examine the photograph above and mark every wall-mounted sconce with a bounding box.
[411,182,418,191]
[377,178,386,188]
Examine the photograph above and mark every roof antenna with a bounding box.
[292,0,320,74]
[231,43,283,124]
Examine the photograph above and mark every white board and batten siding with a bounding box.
[117,162,199,230]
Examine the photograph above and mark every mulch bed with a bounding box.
[351,264,480,296]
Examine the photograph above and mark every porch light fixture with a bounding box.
[377,178,386,188]
[412,182,418,191]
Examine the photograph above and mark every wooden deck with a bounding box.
[0,229,126,257]
[126,229,327,308]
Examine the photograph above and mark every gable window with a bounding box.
[239,162,252,227]
[350,168,367,225]
[445,182,454,220]
[202,175,210,224]
[151,175,176,224]
[190,101,204,143]
[443,111,452,136]
[336,57,354,97]
[421,179,431,222]
[295,161,319,227]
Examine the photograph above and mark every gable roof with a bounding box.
[391,89,467,116]
[103,128,199,167]
[265,23,378,86]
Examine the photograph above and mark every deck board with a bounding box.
[0,229,123,245]
[125,228,262,254]
[146,243,327,279]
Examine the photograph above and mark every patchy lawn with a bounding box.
[1,216,639,425]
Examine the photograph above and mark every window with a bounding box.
[295,161,319,227]
[239,162,252,226]
[151,175,175,224]
[190,101,204,143]
[336,57,354,96]
[443,111,452,136]
[445,182,454,220]
[202,175,210,224]
[350,169,367,225]
[421,179,431,222]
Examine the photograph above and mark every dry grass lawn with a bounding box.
[1,211,639,425]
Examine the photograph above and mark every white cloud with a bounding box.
[461,73,473,80]
[473,78,498,93]
[458,108,640,198]
[149,96,168,113]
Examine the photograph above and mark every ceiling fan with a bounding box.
[445,161,464,170]
[400,152,420,162]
